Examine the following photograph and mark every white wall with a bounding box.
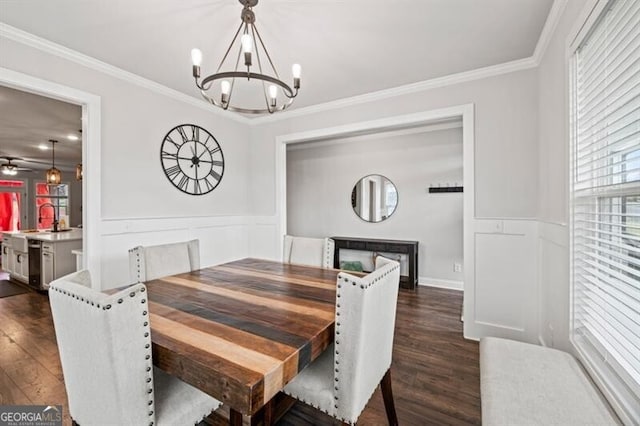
[537,0,588,352]
[1,35,253,288]
[286,126,464,284]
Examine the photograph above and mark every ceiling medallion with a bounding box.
[190,0,301,115]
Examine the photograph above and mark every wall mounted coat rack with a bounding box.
[428,185,463,193]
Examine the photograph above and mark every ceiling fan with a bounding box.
[0,157,33,176]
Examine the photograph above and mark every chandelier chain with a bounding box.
[216,22,244,74]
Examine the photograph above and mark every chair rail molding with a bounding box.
[100,215,274,289]
[0,66,102,290]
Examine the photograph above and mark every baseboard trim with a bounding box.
[418,277,463,291]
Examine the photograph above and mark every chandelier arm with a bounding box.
[249,24,272,111]
[283,87,299,99]
[252,24,281,80]
[216,22,245,73]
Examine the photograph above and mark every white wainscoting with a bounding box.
[537,221,570,351]
[99,215,270,289]
[464,219,539,343]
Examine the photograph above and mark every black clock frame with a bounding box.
[160,124,225,196]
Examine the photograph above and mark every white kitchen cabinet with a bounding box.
[1,241,12,273]
[40,240,80,289]
[11,250,28,283]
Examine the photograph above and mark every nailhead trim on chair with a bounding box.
[324,239,335,269]
[129,247,143,282]
[284,263,400,425]
[50,283,155,425]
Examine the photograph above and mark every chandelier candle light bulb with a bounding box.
[221,80,231,106]
[269,84,277,108]
[241,34,253,66]
[191,48,202,78]
[292,63,301,89]
[190,0,301,114]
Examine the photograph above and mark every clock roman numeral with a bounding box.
[165,165,181,179]
[190,125,199,141]
[165,135,181,149]
[177,126,189,143]
[176,174,190,191]
[162,151,178,160]
[209,170,221,182]
[211,160,224,167]
[194,179,202,195]
[208,147,221,155]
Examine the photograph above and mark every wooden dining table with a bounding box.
[145,258,343,425]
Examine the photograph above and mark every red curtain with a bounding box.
[0,192,21,231]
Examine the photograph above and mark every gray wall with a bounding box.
[286,126,463,283]
[249,68,539,220]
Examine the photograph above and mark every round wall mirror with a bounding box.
[351,174,398,223]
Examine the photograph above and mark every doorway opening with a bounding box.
[0,68,101,288]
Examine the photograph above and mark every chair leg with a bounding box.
[380,369,398,426]
[229,409,243,426]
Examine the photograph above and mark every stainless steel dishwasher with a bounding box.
[28,239,42,290]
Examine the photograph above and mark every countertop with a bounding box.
[1,228,83,242]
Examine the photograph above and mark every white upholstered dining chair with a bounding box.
[283,256,401,425]
[283,235,335,268]
[49,270,221,426]
[129,239,200,283]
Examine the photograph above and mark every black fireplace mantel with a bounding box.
[331,236,419,290]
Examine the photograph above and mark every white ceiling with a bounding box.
[0,85,82,173]
[0,0,553,111]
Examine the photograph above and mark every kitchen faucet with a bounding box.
[38,202,59,232]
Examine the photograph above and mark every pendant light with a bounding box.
[45,139,61,185]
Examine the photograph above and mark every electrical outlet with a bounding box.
[454,263,462,273]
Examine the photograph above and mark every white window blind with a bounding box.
[571,0,640,422]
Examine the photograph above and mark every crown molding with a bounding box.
[532,0,569,64]
[249,0,568,126]
[0,23,251,125]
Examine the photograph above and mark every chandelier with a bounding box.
[46,139,61,185]
[190,0,301,114]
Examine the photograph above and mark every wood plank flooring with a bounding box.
[0,286,480,425]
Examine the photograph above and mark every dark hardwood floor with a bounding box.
[0,286,480,425]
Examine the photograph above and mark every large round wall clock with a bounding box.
[160,124,225,195]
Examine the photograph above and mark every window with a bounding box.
[35,182,69,230]
[570,0,640,422]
